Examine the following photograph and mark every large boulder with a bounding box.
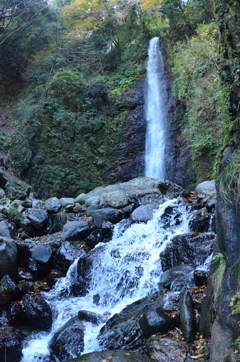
[160,232,215,271]
[195,180,216,195]
[0,220,11,238]
[44,197,61,213]
[86,177,182,200]
[130,204,158,223]
[97,292,177,352]
[0,236,18,279]
[88,208,122,228]
[61,220,90,242]
[49,316,85,361]
[139,308,178,338]
[22,293,52,330]
[31,244,53,264]
[159,265,195,291]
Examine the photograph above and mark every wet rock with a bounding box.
[139,308,178,338]
[195,180,216,195]
[7,301,25,325]
[206,197,216,212]
[130,204,158,222]
[64,349,153,362]
[189,208,211,232]
[180,289,196,342]
[50,211,68,233]
[55,241,86,271]
[100,191,129,208]
[0,220,11,238]
[194,270,209,286]
[98,292,167,352]
[61,220,90,242]
[160,232,215,271]
[159,265,195,291]
[78,310,107,325]
[147,336,189,362]
[0,275,20,299]
[86,228,113,249]
[44,197,61,213]
[0,287,11,305]
[31,244,53,264]
[26,208,48,233]
[49,316,85,361]
[0,236,18,279]
[0,324,25,362]
[22,293,52,330]
[89,208,122,228]
[0,170,9,189]
[159,205,182,228]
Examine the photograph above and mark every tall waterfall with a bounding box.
[145,37,168,179]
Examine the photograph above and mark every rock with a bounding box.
[7,301,25,325]
[22,293,52,330]
[78,310,106,325]
[26,208,48,230]
[160,232,215,271]
[86,228,113,249]
[64,349,153,362]
[0,324,25,362]
[50,211,68,233]
[44,197,61,213]
[0,275,20,299]
[61,220,90,242]
[189,208,211,232]
[206,197,217,212]
[0,220,10,238]
[147,336,189,362]
[130,204,158,222]
[86,177,182,200]
[75,193,87,204]
[60,197,75,208]
[85,196,100,207]
[73,203,83,213]
[100,191,129,208]
[89,208,122,228]
[159,265,195,291]
[31,244,53,264]
[195,180,216,195]
[139,308,178,338]
[55,241,86,271]
[98,292,168,352]
[0,237,18,279]
[194,270,209,286]
[49,316,85,361]
[180,289,196,342]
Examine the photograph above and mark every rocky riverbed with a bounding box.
[0,168,217,362]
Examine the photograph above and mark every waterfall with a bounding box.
[145,37,168,179]
[21,198,192,362]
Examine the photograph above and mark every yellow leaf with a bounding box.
[125,353,131,355]
[190,354,205,359]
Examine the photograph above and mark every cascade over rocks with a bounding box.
[0,171,218,361]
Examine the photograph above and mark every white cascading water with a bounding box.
[145,37,168,179]
[21,198,193,362]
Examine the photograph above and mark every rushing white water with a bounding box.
[145,37,168,179]
[21,197,191,362]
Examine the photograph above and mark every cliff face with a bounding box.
[206,2,240,361]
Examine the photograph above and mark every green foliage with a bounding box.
[170,23,225,182]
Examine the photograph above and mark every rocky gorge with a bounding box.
[0,168,219,362]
